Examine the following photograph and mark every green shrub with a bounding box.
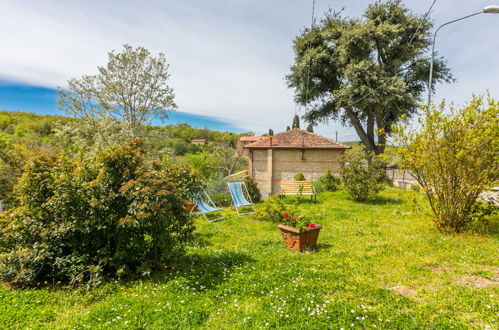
[256,196,299,223]
[393,95,499,232]
[314,169,340,192]
[164,165,204,201]
[0,139,198,287]
[341,148,387,202]
[243,175,262,203]
[210,193,232,207]
[294,173,305,181]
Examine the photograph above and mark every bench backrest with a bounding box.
[279,180,315,195]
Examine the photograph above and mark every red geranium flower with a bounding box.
[308,223,316,228]
[292,217,297,221]
[282,213,290,218]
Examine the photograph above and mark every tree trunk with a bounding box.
[375,112,386,155]
[346,108,376,153]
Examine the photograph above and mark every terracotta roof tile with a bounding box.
[239,136,265,142]
[244,129,349,149]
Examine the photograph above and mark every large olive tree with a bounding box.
[287,0,453,154]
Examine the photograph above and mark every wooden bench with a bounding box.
[279,180,316,202]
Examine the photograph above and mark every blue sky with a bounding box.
[0,82,242,132]
[0,0,498,140]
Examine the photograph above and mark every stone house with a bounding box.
[244,128,350,197]
[191,139,207,145]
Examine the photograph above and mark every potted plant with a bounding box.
[278,213,321,251]
[184,202,197,212]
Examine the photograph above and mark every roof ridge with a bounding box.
[243,128,350,149]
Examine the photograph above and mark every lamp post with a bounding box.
[427,5,499,108]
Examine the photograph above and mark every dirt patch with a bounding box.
[387,285,417,298]
[457,275,498,289]
[1,281,23,291]
[426,265,447,276]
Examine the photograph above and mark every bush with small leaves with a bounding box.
[314,169,340,193]
[243,175,262,203]
[0,139,199,287]
[210,193,232,207]
[341,148,387,202]
[256,196,289,223]
[294,173,306,181]
[393,95,499,232]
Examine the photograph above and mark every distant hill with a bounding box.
[340,141,362,147]
[0,110,249,156]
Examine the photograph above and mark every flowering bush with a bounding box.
[280,212,318,232]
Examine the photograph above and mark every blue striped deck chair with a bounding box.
[227,182,256,216]
[192,191,224,222]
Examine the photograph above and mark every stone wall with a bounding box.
[250,148,345,197]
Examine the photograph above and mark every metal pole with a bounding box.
[427,11,483,109]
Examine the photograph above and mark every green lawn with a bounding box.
[1,188,497,329]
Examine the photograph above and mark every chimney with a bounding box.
[269,136,273,146]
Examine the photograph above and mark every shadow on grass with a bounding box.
[463,214,499,236]
[155,250,255,291]
[316,242,332,250]
[190,232,214,248]
[364,195,403,205]
[280,196,322,205]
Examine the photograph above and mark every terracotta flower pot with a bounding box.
[278,224,322,251]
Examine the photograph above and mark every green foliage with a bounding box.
[210,193,232,207]
[243,175,262,203]
[292,114,300,129]
[294,173,306,181]
[0,188,497,328]
[0,135,25,208]
[0,140,198,287]
[213,134,245,176]
[341,148,386,202]
[314,169,340,193]
[185,152,218,180]
[268,129,274,136]
[58,45,176,131]
[287,0,453,154]
[306,124,314,132]
[163,165,204,201]
[0,110,248,213]
[256,196,289,223]
[286,126,291,131]
[393,95,499,232]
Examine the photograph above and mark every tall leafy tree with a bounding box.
[268,129,274,136]
[292,114,300,129]
[287,0,453,154]
[306,124,314,132]
[58,45,176,137]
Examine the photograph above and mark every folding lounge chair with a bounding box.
[192,191,224,222]
[227,182,256,216]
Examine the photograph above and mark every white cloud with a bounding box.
[0,0,497,138]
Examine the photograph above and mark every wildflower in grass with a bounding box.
[282,213,290,218]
